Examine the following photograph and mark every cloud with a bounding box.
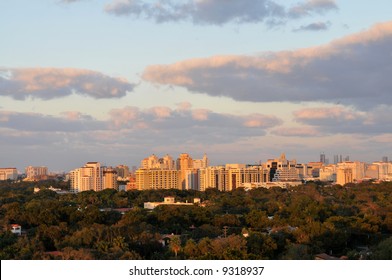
[292,105,392,135]
[143,21,392,109]
[293,21,330,32]
[0,110,105,132]
[288,0,337,18]
[104,0,337,25]
[271,126,321,137]
[0,68,135,100]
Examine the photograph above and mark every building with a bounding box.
[115,165,130,180]
[102,168,118,190]
[319,165,337,182]
[70,162,117,192]
[336,167,353,185]
[263,153,300,182]
[10,224,22,236]
[136,169,180,190]
[25,166,48,181]
[336,161,365,183]
[373,161,392,181]
[144,196,197,210]
[0,168,18,181]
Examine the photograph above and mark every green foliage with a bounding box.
[1,181,392,259]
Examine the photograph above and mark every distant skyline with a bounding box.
[1,1,392,171]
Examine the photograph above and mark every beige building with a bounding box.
[0,168,18,181]
[25,166,48,180]
[319,165,337,182]
[336,167,353,185]
[336,161,366,183]
[136,169,180,190]
[263,153,300,182]
[70,162,118,192]
[372,161,392,181]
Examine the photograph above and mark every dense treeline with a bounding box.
[1,180,392,260]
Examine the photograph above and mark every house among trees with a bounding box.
[10,224,22,236]
[144,196,200,209]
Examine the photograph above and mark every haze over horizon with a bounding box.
[1,0,392,172]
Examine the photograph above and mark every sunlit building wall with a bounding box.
[0,168,18,181]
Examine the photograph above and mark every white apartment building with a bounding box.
[0,168,18,181]
[70,162,117,192]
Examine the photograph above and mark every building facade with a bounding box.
[0,168,18,181]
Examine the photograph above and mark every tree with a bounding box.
[169,235,181,258]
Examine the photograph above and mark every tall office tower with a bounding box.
[344,156,350,162]
[333,155,339,164]
[25,166,48,180]
[0,168,18,181]
[382,156,389,163]
[320,153,326,164]
[70,162,103,192]
[177,153,194,189]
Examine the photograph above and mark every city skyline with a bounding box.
[1,1,392,171]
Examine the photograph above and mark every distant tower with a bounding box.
[382,156,388,163]
[320,153,326,164]
[333,155,339,164]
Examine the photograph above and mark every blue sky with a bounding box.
[1,0,392,172]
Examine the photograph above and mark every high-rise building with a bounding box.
[320,153,326,164]
[336,161,365,184]
[0,168,18,181]
[115,165,130,180]
[336,167,353,185]
[262,153,300,182]
[136,169,180,190]
[70,162,118,192]
[382,156,389,163]
[177,153,194,190]
[25,166,48,180]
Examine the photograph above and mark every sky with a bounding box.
[1,0,392,172]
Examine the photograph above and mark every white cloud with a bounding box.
[143,21,392,109]
[0,68,135,100]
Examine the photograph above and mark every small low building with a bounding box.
[10,224,22,236]
[144,196,199,210]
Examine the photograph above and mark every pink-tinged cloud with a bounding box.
[0,68,135,100]
[142,21,392,108]
[149,106,172,119]
[293,107,363,121]
[192,109,210,121]
[243,113,281,128]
